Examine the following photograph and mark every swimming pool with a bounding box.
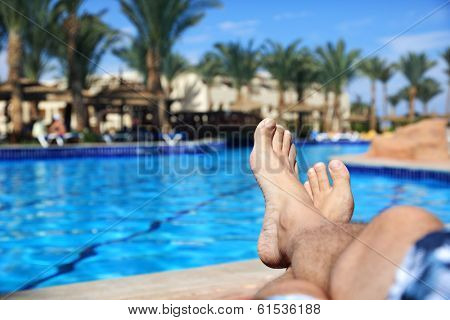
[0,145,449,293]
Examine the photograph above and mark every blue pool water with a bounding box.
[0,145,449,293]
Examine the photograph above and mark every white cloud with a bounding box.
[181,33,211,44]
[218,19,259,36]
[380,30,450,55]
[337,17,373,31]
[273,11,310,21]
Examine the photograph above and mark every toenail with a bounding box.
[314,162,325,168]
[264,118,275,127]
[330,160,342,170]
[308,168,315,175]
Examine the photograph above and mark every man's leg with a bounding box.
[251,118,366,292]
[250,118,444,298]
[255,269,328,300]
[329,206,443,299]
[256,222,365,299]
[288,223,365,290]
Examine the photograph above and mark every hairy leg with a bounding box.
[329,206,443,299]
[256,222,366,298]
[288,222,366,291]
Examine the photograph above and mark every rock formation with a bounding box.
[366,118,448,161]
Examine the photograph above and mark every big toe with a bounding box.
[254,118,276,151]
[328,160,350,186]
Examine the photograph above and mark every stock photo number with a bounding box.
[257,303,321,315]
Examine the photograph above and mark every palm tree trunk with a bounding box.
[235,86,243,106]
[146,49,168,130]
[8,29,23,141]
[446,83,450,116]
[382,82,388,118]
[146,49,163,94]
[278,87,285,120]
[206,85,213,111]
[71,78,85,131]
[333,91,341,132]
[29,100,39,122]
[278,88,285,108]
[369,80,377,131]
[322,90,329,132]
[408,86,416,122]
[66,15,86,132]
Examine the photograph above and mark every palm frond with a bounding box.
[261,39,301,91]
[163,52,190,85]
[214,40,260,90]
[397,52,436,86]
[195,51,223,85]
[417,77,442,105]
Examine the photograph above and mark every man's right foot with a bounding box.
[304,160,354,223]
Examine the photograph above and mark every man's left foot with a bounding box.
[250,119,325,269]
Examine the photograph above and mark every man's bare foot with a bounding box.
[250,119,323,269]
[304,160,354,223]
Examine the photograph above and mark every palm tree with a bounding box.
[196,51,222,111]
[261,39,300,114]
[396,52,436,121]
[316,39,360,131]
[214,40,260,105]
[359,57,384,131]
[0,0,30,140]
[417,78,442,115]
[20,0,58,122]
[54,13,117,129]
[443,48,450,115]
[162,53,189,96]
[119,0,221,129]
[53,0,89,131]
[292,48,318,103]
[378,62,395,118]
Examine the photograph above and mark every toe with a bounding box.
[254,118,276,151]
[288,142,297,168]
[314,162,330,191]
[282,130,292,155]
[307,167,320,196]
[304,181,313,200]
[272,125,285,153]
[328,160,350,186]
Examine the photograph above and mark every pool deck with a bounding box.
[9,260,284,300]
[334,154,450,173]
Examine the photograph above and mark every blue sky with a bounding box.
[2,0,449,115]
